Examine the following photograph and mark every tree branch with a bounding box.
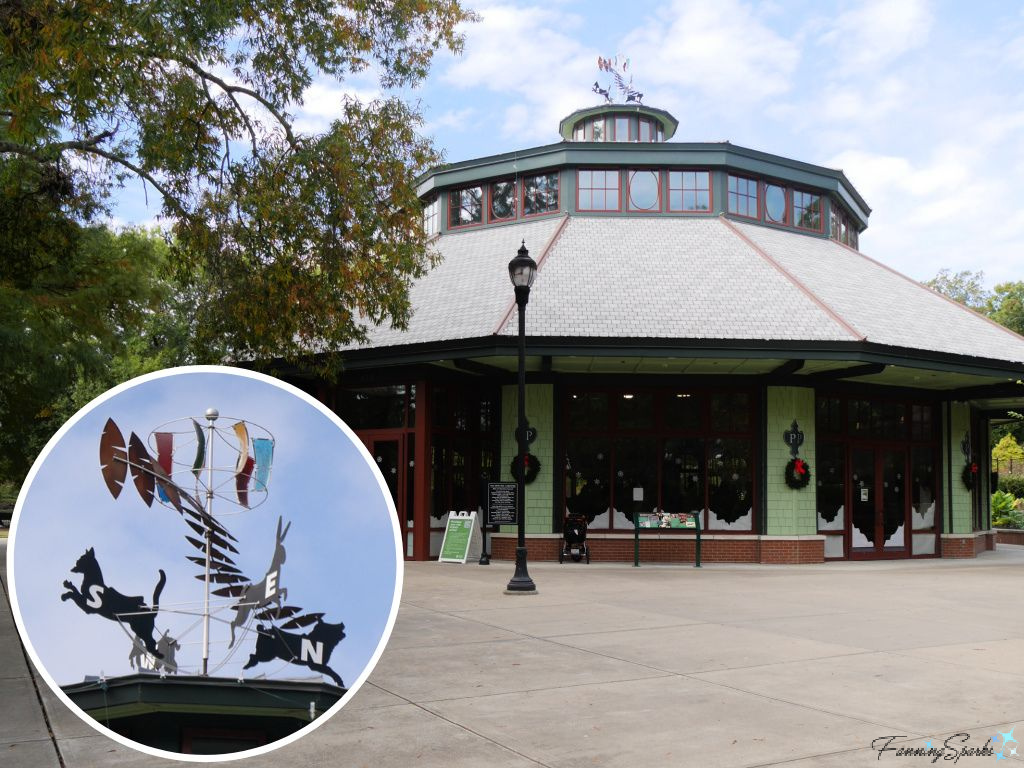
[170,56,298,149]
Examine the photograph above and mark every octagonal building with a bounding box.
[289,103,1024,563]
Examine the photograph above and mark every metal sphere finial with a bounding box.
[205,407,219,421]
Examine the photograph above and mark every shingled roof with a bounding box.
[350,214,1024,368]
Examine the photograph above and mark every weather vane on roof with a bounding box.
[593,54,643,105]
[63,410,348,688]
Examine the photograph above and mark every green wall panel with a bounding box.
[500,383,554,534]
[765,386,817,535]
[944,401,974,534]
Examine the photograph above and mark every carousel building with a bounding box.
[289,101,1024,564]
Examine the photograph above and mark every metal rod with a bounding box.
[202,413,216,675]
[506,287,536,592]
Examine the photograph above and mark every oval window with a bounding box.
[628,170,659,212]
[765,184,786,223]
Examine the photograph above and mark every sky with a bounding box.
[8,368,400,707]
[108,0,1023,288]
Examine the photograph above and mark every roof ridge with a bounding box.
[492,213,572,336]
[830,237,1024,347]
[718,216,866,341]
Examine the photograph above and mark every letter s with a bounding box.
[86,584,104,609]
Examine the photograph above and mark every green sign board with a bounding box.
[439,511,477,564]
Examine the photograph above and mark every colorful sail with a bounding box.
[236,455,255,508]
[155,432,173,503]
[191,419,205,478]
[252,437,274,492]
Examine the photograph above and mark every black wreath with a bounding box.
[511,453,541,485]
[784,458,812,490]
[961,462,978,490]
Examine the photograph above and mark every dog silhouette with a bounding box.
[62,547,166,658]
[243,619,346,688]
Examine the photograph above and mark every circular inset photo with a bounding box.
[7,366,402,760]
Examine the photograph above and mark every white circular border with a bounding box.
[6,365,405,762]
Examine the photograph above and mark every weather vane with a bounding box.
[593,54,643,104]
[61,409,347,688]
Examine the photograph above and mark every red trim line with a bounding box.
[492,214,572,336]
[831,238,1024,345]
[718,215,866,341]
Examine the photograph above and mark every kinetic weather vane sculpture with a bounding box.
[62,408,347,688]
[593,54,643,104]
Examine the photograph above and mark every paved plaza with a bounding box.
[3,540,1024,767]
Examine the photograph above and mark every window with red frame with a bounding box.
[578,169,620,211]
[668,170,711,212]
[764,183,788,225]
[727,175,758,218]
[793,189,822,231]
[489,180,516,221]
[627,169,660,212]
[523,172,559,216]
[448,186,482,228]
[614,115,630,142]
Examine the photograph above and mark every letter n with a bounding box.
[300,639,324,665]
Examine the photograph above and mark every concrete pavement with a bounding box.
[3,540,1024,766]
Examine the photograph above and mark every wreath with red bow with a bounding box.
[784,457,811,490]
[961,461,978,491]
[511,453,541,485]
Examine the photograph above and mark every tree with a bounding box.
[986,281,1024,337]
[0,216,175,480]
[923,268,990,310]
[992,434,1024,469]
[1,0,472,366]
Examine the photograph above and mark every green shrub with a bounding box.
[992,492,1024,528]
[993,490,1017,517]
[998,475,1024,498]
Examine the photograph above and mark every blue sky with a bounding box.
[9,368,401,697]
[110,0,1024,289]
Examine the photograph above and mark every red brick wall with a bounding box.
[490,536,823,564]
[996,529,1024,546]
[940,537,976,558]
[759,539,824,564]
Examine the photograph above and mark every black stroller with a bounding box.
[559,512,590,564]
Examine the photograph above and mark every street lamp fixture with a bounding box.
[506,240,537,594]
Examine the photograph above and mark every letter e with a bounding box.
[265,570,277,600]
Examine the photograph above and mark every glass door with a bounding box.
[365,436,413,559]
[850,447,908,557]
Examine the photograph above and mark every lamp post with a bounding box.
[506,241,537,593]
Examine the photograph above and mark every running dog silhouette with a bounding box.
[62,547,166,658]
[229,516,290,647]
[242,619,346,687]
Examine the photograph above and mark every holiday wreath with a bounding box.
[784,457,812,490]
[961,461,978,490]
[511,453,541,485]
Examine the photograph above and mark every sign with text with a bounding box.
[486,483,518,526]
[439,511,477,564]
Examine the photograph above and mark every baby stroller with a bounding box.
[559,512,590,564]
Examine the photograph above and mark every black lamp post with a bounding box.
[506,240,537,593]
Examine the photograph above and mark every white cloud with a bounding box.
[293,80,382,135]
[818,0,933,75]
[439,3,593,144]
[622,0,801,103]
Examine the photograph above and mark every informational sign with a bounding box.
[486,483,518,526]
[439,511,477,564]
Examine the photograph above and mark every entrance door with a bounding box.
[363,435,414,560]
[850,447,908,557]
